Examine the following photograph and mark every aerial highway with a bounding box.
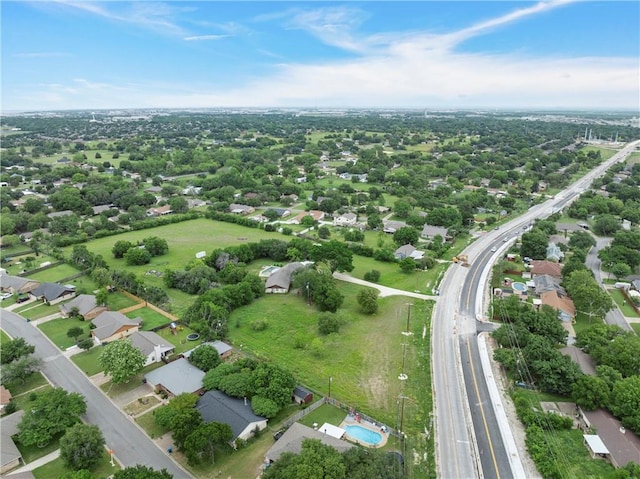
[433,139,640,479]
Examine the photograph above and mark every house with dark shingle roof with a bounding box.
[30,282,76,305]
[59,294,108,320]
[91,311,141,344]
[144,358,204,397]
[197,390,267,442]
[265,422,354,464]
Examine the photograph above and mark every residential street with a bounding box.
[1,309,191,479]
[585,236,633,332]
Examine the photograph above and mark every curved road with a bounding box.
[433,139,640,479]
[1,310,191,479]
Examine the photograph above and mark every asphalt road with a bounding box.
[585,236,632,332]
[1,310,192,479]
[433,139,640,478]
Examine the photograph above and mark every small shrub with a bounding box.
[29,392,38,401]
[251,319,268,331]
[363,269,381,282]
[4,401,17,414]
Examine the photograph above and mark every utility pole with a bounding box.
[402,303,413,336]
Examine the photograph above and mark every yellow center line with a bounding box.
[466,338,501,479]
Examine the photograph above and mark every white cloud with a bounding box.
[12,52,72,58]
[183,34,229,41]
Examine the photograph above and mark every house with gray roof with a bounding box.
[129,331,175,366]
[265,422,354,464]
[30,282,76,305]
[59,294,108,320]
[1,410,25,474]
[421,224,450,240]
[197,390,267,442]
[546,242,564,262]
[183,341,233,361]
[0,274,40,294]
[145,358,205,397]
[382,220,407,233]
[265,262,307,294]
[533,274,566,296]
[91,311,141,344]
[394,244,424,260]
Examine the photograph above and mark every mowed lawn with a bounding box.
[38,317,93,349]
[228,281,433,426]
[71,218,279,274]
[24,263,82,283]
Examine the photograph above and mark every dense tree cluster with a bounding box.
[202,358,296,418]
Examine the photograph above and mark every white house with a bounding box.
[333,213,357,227]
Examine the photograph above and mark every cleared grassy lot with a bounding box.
[228,281,432,427]
[70,218,278,272]
[609,288,640,318]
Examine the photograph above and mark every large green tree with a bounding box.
[1,337,35,364]
[187,345,221,372]
[112,465,173,479]
[262,439,347,479]
[183,422,233,465]
[60,423,105,471]
[17,388,87,446]
[99,339,146,384]
[564,270,613,322]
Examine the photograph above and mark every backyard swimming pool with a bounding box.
[512,282,527,292]
[344,425,383,446]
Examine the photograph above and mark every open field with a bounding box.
[228,282,432,427]
[67,218,277,273]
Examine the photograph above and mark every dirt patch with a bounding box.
[124,395,161,416]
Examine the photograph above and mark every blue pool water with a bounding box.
[512,282,526,292]
[344,425,383,446]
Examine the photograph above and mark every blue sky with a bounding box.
[2,1,638,111]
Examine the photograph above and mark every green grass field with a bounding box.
[135,409,170,439]
[105,291,140,311]
[38,317,93,349]
[3,371,48,397]
[14,302,61,320]
[32,450,119,479]
[125,307,172,330]
[71,346,104,376]
[1,329,12,344]
[228,283,433,426]
[26,263,82,283]
[609,288,640,318]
